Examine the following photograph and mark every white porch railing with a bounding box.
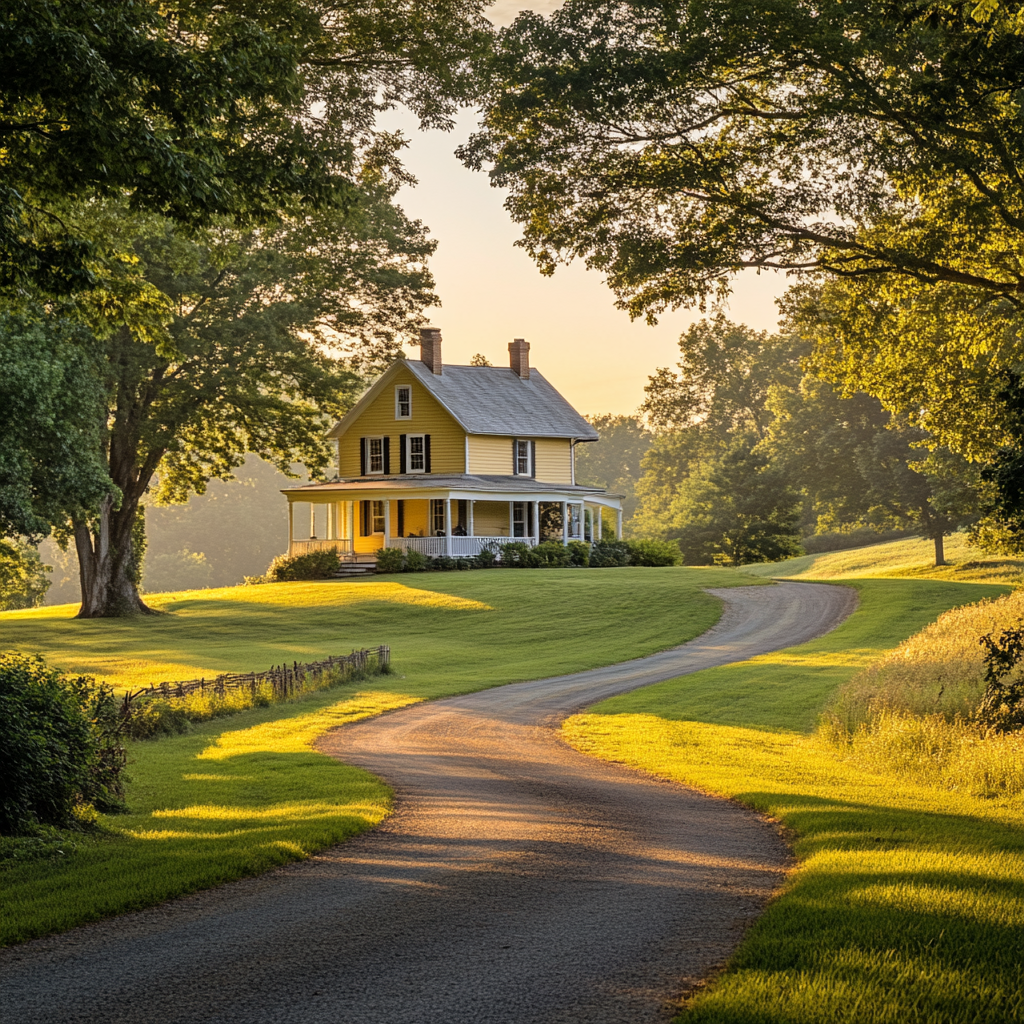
[394,536,535,557]
[288,538,354,557]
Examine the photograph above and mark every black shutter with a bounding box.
[530,440,537,478]
[399,434,407,474]
[359,501,369,536]
[512,437,519,475]
[424,434,431,473]
[397,500,405,537]
[359,438,366,477]
[383,436,391,475]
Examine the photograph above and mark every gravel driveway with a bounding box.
[1,581,855,1024]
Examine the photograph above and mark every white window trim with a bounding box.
[367,436,385,475]
[515,438,532,477]
[406,433,426,474]
[371,499,385,534]
[395,385,412,420]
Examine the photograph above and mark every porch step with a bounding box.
[331,563,377,579]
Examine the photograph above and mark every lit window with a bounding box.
[395,386,412,419]
[371,500,385,533]
[408,434,425,473]
[368,437,383,474]
[516,439,531,475]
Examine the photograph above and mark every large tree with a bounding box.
[463,0,1024,320]
[2,0,490,294]
[58,188,436,617]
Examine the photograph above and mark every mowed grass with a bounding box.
[564,577,1024,1023]
[743,533,1024,585]
[1,567,750,945]
[0,568,753,689]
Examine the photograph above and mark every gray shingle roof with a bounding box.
[402,360,598,439]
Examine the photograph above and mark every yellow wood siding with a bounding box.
[534,438,572,483]
[399,499,430,537]
[467,435,572,483]
[472,500,511,536]
[338,367,465,476]
[467,435,513,475]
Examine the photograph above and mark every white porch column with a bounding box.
[384,499,391,549]
[326,502,334,541]
[533,501,540,546]
[288,501,294,554]
[561,501,568,544]
[309,502,316,539]
[347,501,354,542]
[468,500,474,537]
[444,498,452,556]
[509,501,514,539]
[597,506,603,543]
[616,508,623,539]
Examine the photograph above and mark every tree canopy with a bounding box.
[463,0,1024,320]
[2,0,490,294]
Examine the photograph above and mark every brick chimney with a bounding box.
[420,326,443,374]
[508,337,530,379]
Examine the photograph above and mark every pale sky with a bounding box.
[380,2,789,416]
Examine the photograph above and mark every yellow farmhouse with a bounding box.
[283,328,623,561]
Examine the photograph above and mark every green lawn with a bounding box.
[565,576,1023,1023]
[1,567,751,945]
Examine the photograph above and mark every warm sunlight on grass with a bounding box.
[1,686,416,945]
[566,576,1023,1023]
[0,568,747,688]
[743,534,1024,585]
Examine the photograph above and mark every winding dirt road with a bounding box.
[1,581,855,1024]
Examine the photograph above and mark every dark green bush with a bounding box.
[532,541,572,567]
[626,538,683,567]
[375,547,405,574]
[0,652,128,835]
[476,546,497,568]
[404,549,428,572]
[589,540,633,567]
[499,541,534,567]
[454,556,473,570]
[433,555,458,571]
[567,540,590,567]
[252,549,342,583]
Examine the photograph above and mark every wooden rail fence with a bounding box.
[122,647,391,707]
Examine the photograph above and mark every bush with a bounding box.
[589,540,633,567]
[432,555,458,571]
[249,549,342,584]
[0,653,128,835]
[404,549,428,572]
[567,540,590,567]
[375,547,405,574]
[499,541,535,567]
[532,541,572,567]
[476,544,498,568]
[626,538,682,567]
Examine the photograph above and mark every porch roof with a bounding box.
[282,474,621,505]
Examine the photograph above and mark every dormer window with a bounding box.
[395,385,412,420]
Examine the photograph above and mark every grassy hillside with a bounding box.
[744,533,1024,585]
[1,567,753,945]
[566,556,1022,1021]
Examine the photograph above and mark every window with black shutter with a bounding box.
[359,438,367,477]
[424,434,431,473]
[399,434,407,474]
[383,436,391,475]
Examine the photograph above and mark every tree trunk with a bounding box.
[934,533,946,567]
[74,493,153,618]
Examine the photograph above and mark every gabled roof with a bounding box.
[327,358,599,441]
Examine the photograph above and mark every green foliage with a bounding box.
[977,622,1024,732]
[3,0,491,295]
[498,541,535,567]
[625,538,681,567]
[0,541,51,610]
[0,310,109,538]
[144,549,213,594]
[567,540,591,567]
[404,549,429,572]
[475,545,497,568]
[375,547,406,574]
[532,541,572,567]
[0,653,127,835]
[466,0,1024,317]
[260,550,342,583]
[801,529,912,555]
[589,540,632,567]
[576,414,652,521]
